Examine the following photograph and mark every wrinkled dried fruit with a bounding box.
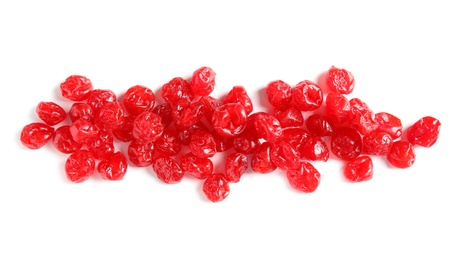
[266,80,292,110]
[225,152,248,183]
[387,140,416,168]
[325,93,351,126]
[251,112,283,143]
[128,139,155,167]
[203,173,230,202]
[123,85,155,116]
[36,101,66,126]
[86,89,117,113]
[293,80,323,111]
[375,112,402,140]
[172,99,204,130]
[407,116,441,148]
[306,114,334,137]
[87,129,115,160]
[190,66,216,96]
[60,75,93,101]
[251,142,277,174]
[69,118,99,144]
[362,131,393,156]
[65,150,95,183]
[152,156,184,184]
[52,125,82,153]
[326,66,355,94]
[94,101,125,130]
[270,142,300,171]
[274,106,304,128]
[161,77,193,105]
[224,86,253,115]
[286,162,320,193]
[21,122,55,149]
[301,136,329,162]
[212,103,247,138]
[344,156,373,182]
[132,111,164,143]
[154,128,181,156]
[180,152,213,180]
[97,152,128,181]
[189,130,216,158]
[331,127,362,161]
[69,103,95,123]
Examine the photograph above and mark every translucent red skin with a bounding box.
[325,93,351,126]
[132,111,164,143]
[266,80,292,110]
[225,152,248,183]
[326,66,355,94]
[293,80,323,111]
[123,85,155,116]
[286,162,320,193]
[190,66,216,96]
[375,112,402,140]
[270,143,301,171]
[212,103,247,138]
[203,173,230,202]
[36,101,67,126]
[98,152,128,181]
[251,112,283,143]
[251,142,277,174]
[65,150,95,183]
[60,75,93,101]
[152,103,173,127]
[306,114,334,137]
[154,128,181,156]
[348,98,379,136]
[69,119,99,144]
[274,106,304,128]
[152,156,184,184]
[21,122,55,149]
[301,136,330,162]
[172,99,204,130]
[407,116,441,147]
[344,156,373,182]
[362,131,393,156]
[94,101,125,130]
[331,127,362,161]
[189,130,217,158]
[180,152,213,180]
[69,103,95,123]
[87,129,115,160]
[161,77,193,105]
[86,89,117,113]
[387,140,416,168]
[112,114,135,142]
[52,125,82,154]
[128,139,155,167]
[224,86,253,115]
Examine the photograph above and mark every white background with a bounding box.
[1,1,456,259]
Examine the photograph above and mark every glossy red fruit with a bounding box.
[348,98,379,135]
[362,131,393,156]
[199,95,222,122]
[344,156,373,182]
[273,106,304,128]
[152,156,184,184]
[86,89,117,113]
[87,129,115,160]
[60,75,93,101]
[69,118,99,144]
[266,80,292,110]
[326,66,355,94]
[232,128,261,154]
[331,127,362,161]
[94,101,125,130]
[306,114,334,137]
[301,136,330,162]
[286,162,320,193]
[270,143,301,171]
[407,116,441,148]
[251,142,277,174]
[212,103,247,138]
[69,103,95,123]
[111,114,135,142]
[176,121,209,146]
[387,140,416,168]
[36,102,66,126]
[190,66,216,96]
[180,152,213,180]
[123,85,155,116]
[251,112,283,143]
[65,150,95,183]
[161,77,193,105]
[97,152,128,181]
[152,103,173,127]
[293,80,323,111]
[52,125,82,153]
[203,173,230,202]
[282,128,311,158]
[211,129,233,152]
[375,112,402,140]
[172,99,204,130]
[154,128,181,156]
[20,122,55,149]
[127,139,155,167]
[224,86,253,115]
[325,93,351,126]
[225,152,248,183]
[189,130,216,158]
[132,111,164,143]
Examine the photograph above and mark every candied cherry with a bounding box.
[375,112,402,140]
[112,114,135,142]
[344,156,373,182]
[266,80,292,110]
[199,95,222,122]
[224,86,253,115]
[65,150,95,183]
[172,99,204,130]
[212,103,247,138]
[94,101,125,130]
[36,101,66,126]
[177,121,208,146]
[251,112,283,143]
[306,114,334,137]
[97,152,128,181]
[325,93,351,126]
[211,129,233,152]
[152,103,173,127]
[251,142,277,174]
[331,127,362,161]
[273,106,304,128]
[123,85,155,116]
[301,136,330,162]
[362,131,393,156]
[69,103,95,123]
[203,173,230,203]
[190,66,216,96]
[286,162,320,193]
[69,118,99,144]
[232,127,261,154]
[161,77,193,105]
[52,125,82,154]
[348,98,379,135]
[225,152,248,183]
[132,111,164,143]
[154,128,181,156]
[189,130,217,158]
[20,122,54,149]
[152,156,184,184]
[180,152,213,180]
[86,89,117,113]
[128,139,155,167]
[87,129,115,160]
[387,140,416,169]
[270,142,301,171]
[282,127,311,158]
[407,116,441,148]
[293,80,323,111]
[60,75,93,101]
[326,66,355,94]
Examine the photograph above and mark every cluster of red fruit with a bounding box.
[20,66,441,202]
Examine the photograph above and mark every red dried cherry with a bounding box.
[225,152,248,183]
[154,128,181,156]
[293,80,323,111]
[348,98,379,135]
[20,122,55,149]
[266,80,292,110]
[69,103,95,123]
[123,85,155,116]
[172,99,204,130]
[224,86,253,115]
[180,152,213,180]
[111,114,135,142]
[407,116,441,148]
[286,162,320,193]
[251,142,277,174]
[325,93,351,126]
[189,130,216,158]
[97,152,128,181]
[161,77,193,106]
[344,156,373,182]
[203,173,230,202]
[326,66,355,94]
[86,89,117,113]
[212,103,247,138]
[69,118,99,144]
[270,142,301,171]
[60,75,93,101]
[190,66,216,96]
[132,111,164,143]
[387,140,416,169]
[36,101,66,126]
[152,103,173,127]
[127,139,155,167]
[301,136,330,162]
[375,112,402,140]
[362,131,393,156]
[331,127,362,161]
[273,106,304,128]
[52,125,82,153]
[251,112,283,143]
[94,101,125,130]
[306,114,334,137]
[65,150,95,183]
[87,129,115,160]
[152,156,184,184]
